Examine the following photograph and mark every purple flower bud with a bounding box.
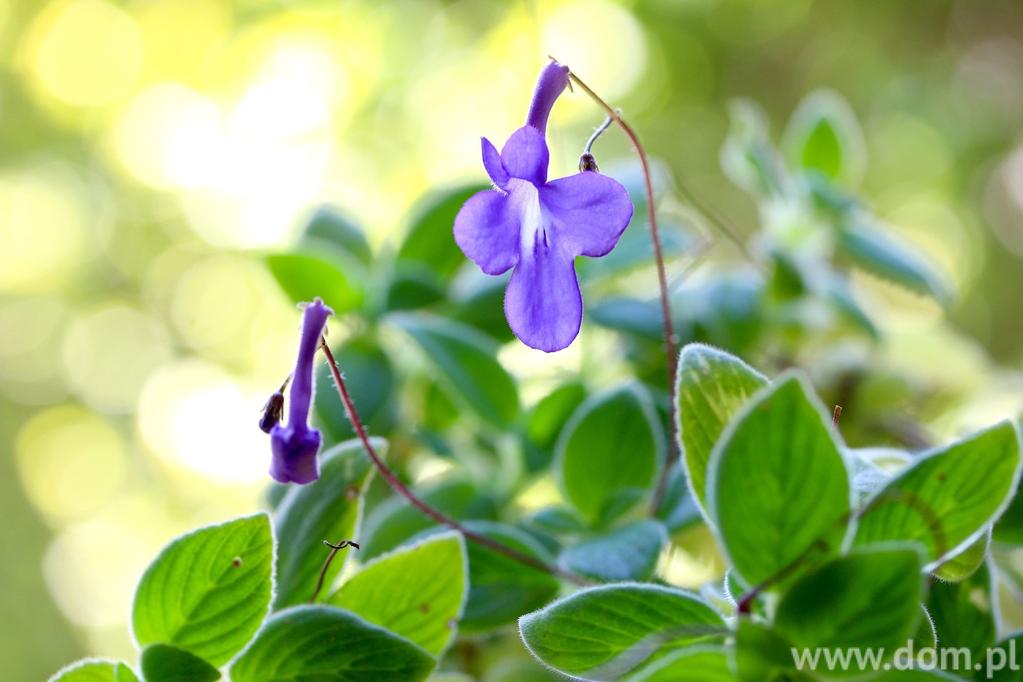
[525,61,570,135]
[269,299,332,484]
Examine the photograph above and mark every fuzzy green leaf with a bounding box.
[557,385,662,526]
[131,514,273,666]
[139,645,220,682]
[676,343,768,514]
[273,440,376,608]
[708,373,850,586]
[229,605,435,682]
[390,313,519,427]
[519,583,725,681]
[48,661,139,682]
[559,520,667,582]
[328,532,467,657]
[854,421,1021,568]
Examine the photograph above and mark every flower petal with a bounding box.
[525,61,570,134]
[454,189,520,275]
[504,242,582,352]
[481,137,509,188]
[501,126,549,186]
[270,424,321,484]
[541,171,634,257]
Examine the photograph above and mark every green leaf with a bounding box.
[132,514,273,666]
[396,184,488,283]
[994,473,1023,543]
[139,645,220,682]
[527,506,588,535]
[360,478,495,559]
[390,312,519,427]
[265,250,365,314]
[519,583,725,681]
[783,90,865,185]
[314,337,395,444]
[273,440,375,608]
[854,421,1022,568]
[733,619,803,682]
[623,646,731,682]
[708,373,850,586]
[328,532,467,657]
[449,273,513,342]
[456,521,560,632]
[48,661,139,682]
[655,465,702,533]
[556,384,662,526]
[913,604,937,649]
[676,343,769,515]
[229,605,435,682]
[774,548,923,670]
[559,520,667,582]
[721,99,785,197]
[302,206,372,265]
[588,298,663,341]
[837,220,951,303]
[927,559,997,663]
[522,382,587,474]
[384,268,447,312]
[935,530,990,582]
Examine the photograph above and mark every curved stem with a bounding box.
[562,66,679,512]
[319,340,588,586]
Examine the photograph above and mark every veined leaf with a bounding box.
[556,384,663,526]
[265,250,365,314]
[774,547,923,671]
[139,645,220,682]
[559,520,667,582]
[708,373,850,586]
[229,605,435,682]
[519,583,725,681]
[273,440,376,608]
[48,661,139,682]
[131,514,273,666]
[837,220,951,303]
[676,343,768,515]
[328,532,467,657]
[390,313,519,427]
[853,421,1021,568]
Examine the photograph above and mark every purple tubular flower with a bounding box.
[269,299,332,484]
[454,62,634,352]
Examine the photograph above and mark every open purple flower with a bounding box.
[269,298,332,484]
[454,61,634,352]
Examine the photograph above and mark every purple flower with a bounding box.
[454,61,634,352]
[269,298,332,484]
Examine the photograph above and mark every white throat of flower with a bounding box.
[509,179,547,258]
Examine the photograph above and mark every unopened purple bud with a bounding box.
[269,298,332,484]
[525,61,570,135]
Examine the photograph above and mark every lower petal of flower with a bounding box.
[504,242,582,352]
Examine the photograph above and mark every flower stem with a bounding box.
[562,65,679,513]
[319,339,588,586]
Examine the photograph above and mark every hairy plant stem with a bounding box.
[562,65,679,513]
[319,339,588,586]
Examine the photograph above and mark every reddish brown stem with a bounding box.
[319,340,587,586]
[563,67,679,512]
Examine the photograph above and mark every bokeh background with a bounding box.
[3,0,1023,677]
